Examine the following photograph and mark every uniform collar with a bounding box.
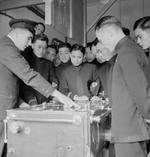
[114,36,131,52]
[109,54,117,66]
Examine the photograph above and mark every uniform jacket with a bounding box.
[111,36,150,143]
[59,63,99,98]
[21,48,58,104]
[98,55,117,100]
[0,36,55,119]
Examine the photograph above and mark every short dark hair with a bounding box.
[48,44,57,49]
[86,42,92,50]
[71,44,85,55]
[58,43,71,51]
[32,34,49,45]
[122,27,130,36]
[95,15,121,31]
[133,16,150,30]
[47,45,57,53]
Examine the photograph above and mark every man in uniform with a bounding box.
[95,16,150,157]
[0,18,76,156]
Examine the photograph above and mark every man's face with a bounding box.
[96,29,114,61]
[70,50,84,66]
[32,40,47,58]
[95,42,111,63]
[85,47,95,62]
[16,29,33,51]
[134,28,150,49]
[45,47,56,62]
[35,24,45,35]
[58,47,70,63]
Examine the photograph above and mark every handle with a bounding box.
[7,114,82,125]
[3,119,7,143]
[8,117,75,123]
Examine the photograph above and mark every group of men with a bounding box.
[0,15,150,157]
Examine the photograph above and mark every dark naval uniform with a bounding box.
[0,36,55,154]
[111,37,150,157]
[0,36,55,118]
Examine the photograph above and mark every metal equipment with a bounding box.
[5,101,111,157]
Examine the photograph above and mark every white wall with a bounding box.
[0,7,44,38]
[0,0,150,44]
[0,7,77,44]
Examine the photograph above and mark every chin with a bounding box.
[62,60,69,63]
[37,54,43,58]
[73,64,80,66]
[88,59,94,62]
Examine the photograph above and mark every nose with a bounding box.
[28,40,32,46]
[136,38,141,45]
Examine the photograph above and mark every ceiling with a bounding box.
[0,0,111,20]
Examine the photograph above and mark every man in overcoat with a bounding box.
[0,18,76,156]
[95,16,150,157]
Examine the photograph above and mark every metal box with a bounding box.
[6,109,90,157]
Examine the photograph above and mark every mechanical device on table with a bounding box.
[5,95,111,157]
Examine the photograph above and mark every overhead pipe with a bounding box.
[83,0,87,46]
[87,0,117,33]
[0,12,14,19]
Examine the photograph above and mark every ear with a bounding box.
[106,28,114,39]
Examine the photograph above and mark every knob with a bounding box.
[9,121,24,134]
[73,115,81,125]
[8,147,16,155]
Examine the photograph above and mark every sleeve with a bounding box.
[0,44,55,98]
[119,49,150,119]
[22,84,38,105]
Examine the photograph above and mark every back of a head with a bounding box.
[95,16,125,54]
[95,15,122,31]
[133,16,150,31]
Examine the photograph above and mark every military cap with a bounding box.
[9,18,37,34]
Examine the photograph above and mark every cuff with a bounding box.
[28,98,38,106]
